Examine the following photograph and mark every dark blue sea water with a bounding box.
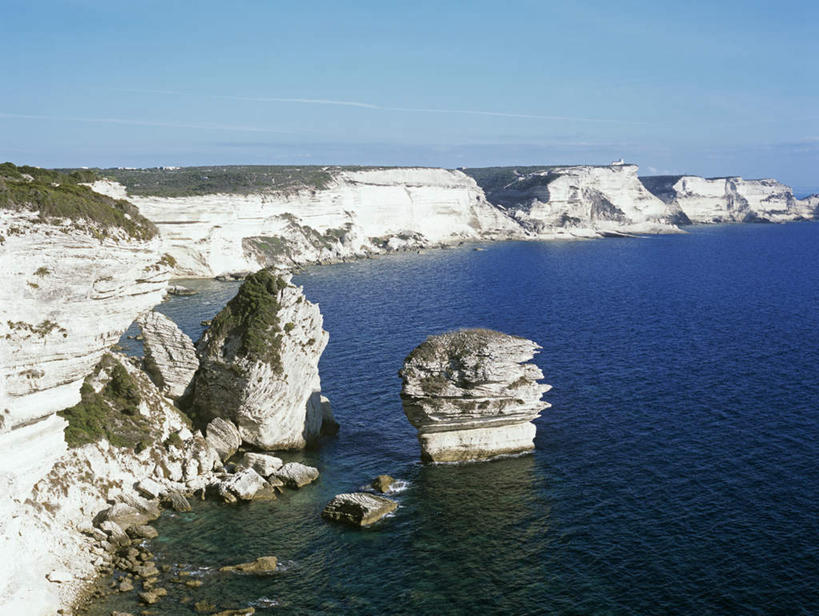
[93,223,819,615]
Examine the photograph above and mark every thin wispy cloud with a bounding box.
[0,112,305,134]
[115,87,646,125]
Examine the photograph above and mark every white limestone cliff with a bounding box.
[0,355,216,615]
[639,175,816,223]
[0,211,169,503]
[472,164,686,237]
[89,168,524,277]
[189,270,333,450]
[399,329,551,462]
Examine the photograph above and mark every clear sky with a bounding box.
[2,0,817,192]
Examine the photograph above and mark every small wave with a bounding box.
[250,597,280,608]
[275,559,298,572]
[385,479,410,494]
[359,478,411,494]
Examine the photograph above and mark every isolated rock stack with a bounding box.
[399,328,551,462]
[188,270,335,450]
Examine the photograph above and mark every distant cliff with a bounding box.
[89,167,524,277]
[463,164,687,236]
[77,163,818,278]
[639,175,816,223]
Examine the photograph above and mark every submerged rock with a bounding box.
[399,328,551,462]
[272,462,319,488]
[322,492,398,526]
[219,556,278,574]
[137,310,199,399]
[188,270,335,450]
[370,475,395,493]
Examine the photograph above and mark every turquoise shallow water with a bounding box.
[95,224,819,615]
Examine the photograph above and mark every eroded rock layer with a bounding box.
[188,270,331,449]
[399,329,551,462]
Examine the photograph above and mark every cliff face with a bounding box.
[465,164,686,236]
[189,270,332,450]
[0,165,170,502]
[399,329,551,462]
[640,175,816,223]
[90,167,524,277]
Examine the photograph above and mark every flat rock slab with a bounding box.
[322,492,398,527]
[272,462,319,488]
[239,452,283,477]
[220,556,278,575]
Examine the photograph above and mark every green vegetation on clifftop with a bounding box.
[95,165,392,198]
[0,162,157,240]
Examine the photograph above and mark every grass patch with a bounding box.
[0,162,157,240]
[59,355,151,448]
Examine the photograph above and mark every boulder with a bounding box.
[399,328,551,462]
[162,490,192,512]
[238,452,283,477]
[137,310,199,399]
[188,271,332,449]
[135,478,164,500]
[205,417,241,462]
[127,525,158,540]
[99,521,130,546]
[94,502,157,529]
[222,468,269,501]
[370,475,395,493]
[322,493,398,526]
[219,556,277,574]
[272,462,319,488]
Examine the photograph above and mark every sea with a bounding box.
[90,222,819,615]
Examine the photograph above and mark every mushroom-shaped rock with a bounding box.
[272,462,319,488]
[322,492,398,526]
[205,417,241,462]
[399,328,551,462]
[137,310,199,399]
[188,270,333,449]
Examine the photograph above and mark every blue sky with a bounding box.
[2,0,817,192]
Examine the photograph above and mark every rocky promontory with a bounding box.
[399,329,551,462]
[188,269,335,449]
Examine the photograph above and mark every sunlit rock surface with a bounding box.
[137,311,199,399]
[189,270,332,449]
[89,168,524,277]
[399,329,551,462]
[640,175,817,223]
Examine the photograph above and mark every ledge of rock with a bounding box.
[322,492,398,526]
[272,462,319,488]
[399,328,551,462]
[137,310,199,399]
